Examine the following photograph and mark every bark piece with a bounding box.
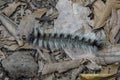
[42,59,85,75]
[96,45,120,65]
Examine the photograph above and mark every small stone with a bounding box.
[2,51,38,79]
[4,77,9,80]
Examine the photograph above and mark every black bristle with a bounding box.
[60,33,64,38]
[102,0,106,3]
[54,33,58,38]
[43,33,47,39]
[88,13,94,20]
[81,37,85,41]
[28,33,34,43]
[37,29,41,38]
[92,40,97,46]
[66,34,71,39]
[88,39,91,43]
[96,40,104,50]
[74,36,79,40]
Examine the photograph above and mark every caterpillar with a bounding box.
[28,27,105,53]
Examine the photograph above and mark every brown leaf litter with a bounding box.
[0,0,120,80]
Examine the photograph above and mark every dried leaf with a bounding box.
[44,74,55,80]
[4,44,19,50]
[101,64,119,74]
[54,0,93,33]
[71,0,95,6]
[94,0,120,29]
[17,9,47,38]
[80,74,113,80]
[93,0,105,27]
[0,0,7,9]
[71,65,85,80]
[0,13,17,35]
[0,50,5,60]
[0,13,24,46]
[2,2,21,16]
[115,30,120,43]
[57,77,70,80]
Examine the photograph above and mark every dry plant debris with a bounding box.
[0,0,119,80]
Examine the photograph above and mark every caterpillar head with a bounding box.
[28,27,44,45]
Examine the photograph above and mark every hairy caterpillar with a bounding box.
[28,27,105,53]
